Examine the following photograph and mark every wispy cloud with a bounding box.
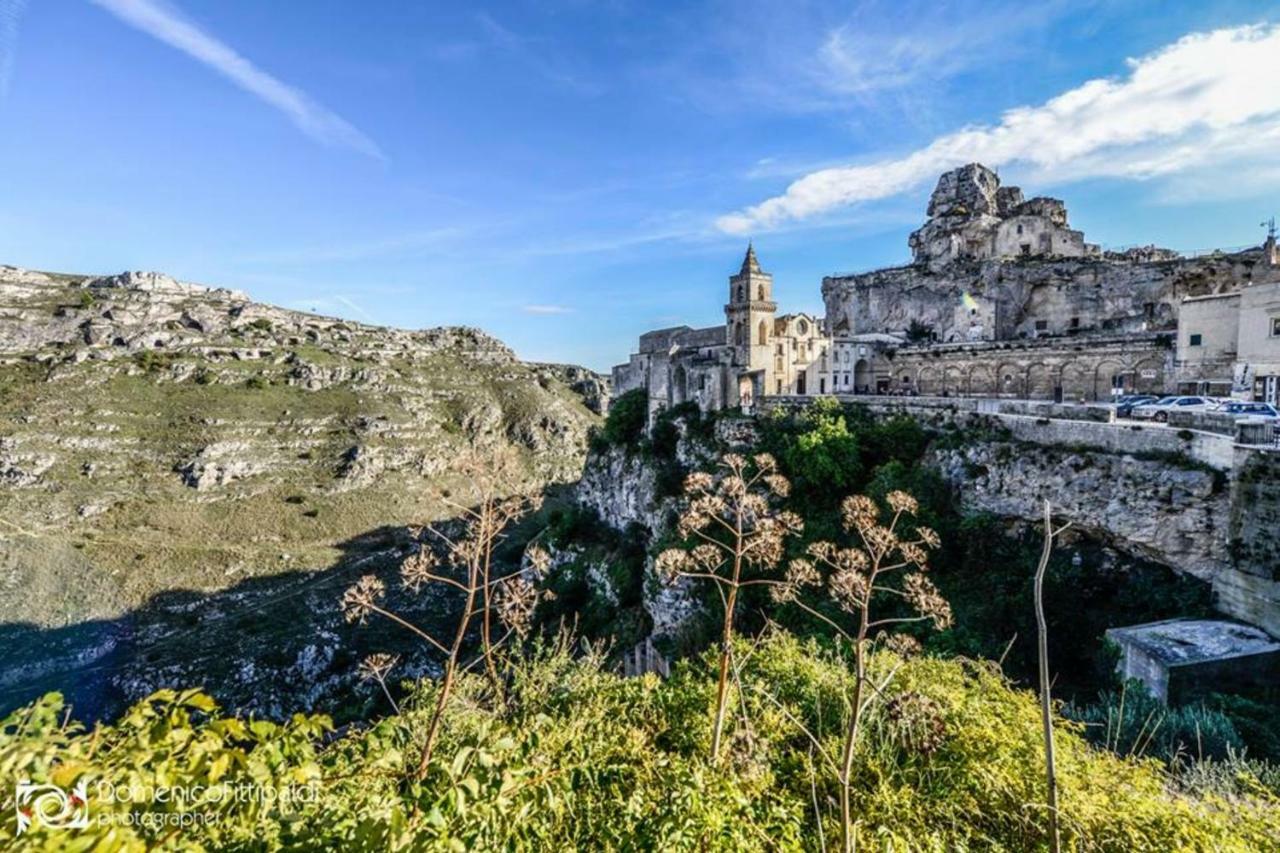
[0,0,27,97]
[719,23,1280,234]
[814,1,1077,97]
[473,12,604,96]
[521,304,573,316]
[89,0,383,159]
[650,0,1079,120]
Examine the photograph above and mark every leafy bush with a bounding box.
[5,636,1277,850]
[593,388,647,451]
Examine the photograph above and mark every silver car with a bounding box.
[1130,395,1212,423]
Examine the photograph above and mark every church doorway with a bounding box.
[670,365,687,406]
[853,359,870,394]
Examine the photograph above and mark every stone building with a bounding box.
[1176,277,1280,402]
[821,164,1277,401]
[611,246,832,418]
[616,164,1278,414]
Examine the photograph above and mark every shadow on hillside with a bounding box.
[0,493,562,724]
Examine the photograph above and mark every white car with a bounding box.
[1220,402,1280,421]
[1129,395,1213,422]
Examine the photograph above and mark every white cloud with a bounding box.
[89,0,383,159]
[718,24,1280,234]
[521,304,573,316]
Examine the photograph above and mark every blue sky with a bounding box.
[2,1,1280,370]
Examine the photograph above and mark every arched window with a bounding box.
[735,322,746,345]
[757,320,768,345]
[736,285,744,302]
[757,284,765,300]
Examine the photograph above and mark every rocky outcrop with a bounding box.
[826,164,1270,344]
[576,446,663,532]
[573,431,718,643]
[930,442,1228,581]
[0,262,603,720]
[177,442,269,490]
[929,438,1280,636]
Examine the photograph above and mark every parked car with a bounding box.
[1129,396,1213,422]
[1220,402,1280,420]
[1115,395,1159,418]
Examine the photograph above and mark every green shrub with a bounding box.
[5,635,1277,850]
[594,388,647,450]
[1065,680,1244,763]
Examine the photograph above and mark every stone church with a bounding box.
[611,245,832,419]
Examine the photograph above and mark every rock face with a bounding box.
[825,246,1263,345]
[929,438,1280,637]
[826,164,1270,345]
[906,164,1092,270]
[0,263,606,719]
[573,434,714,644]
[929,442,1229,581]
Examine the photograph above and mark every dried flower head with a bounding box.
[690,544,722,571]
[807,540,835,561]
[775,510,803,535]
[763,474,790,498]
[863,525,899,556]
[495,576,539,637]
[400,547,439,592]
[341,575,385,624]
[903,572,953,630]
[842,495,879,532]
[358,653,399,683]
[684,471,715,494]
[885,490,919,515]
[655,549,690,584]
[753,453,778,473]
[916,526,940,549]
[882,633,923,658]
[785,557,821,589]
[830,567,870,612]
[899,541,928,568]
[832,546,870,574]
[525,545,552,578]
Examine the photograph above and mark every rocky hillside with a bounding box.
[0,265,605,719]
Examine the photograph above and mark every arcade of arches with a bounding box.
[882,336,1172,402]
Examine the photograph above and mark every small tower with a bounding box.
[725,242,777,379]
[1263,217,1278,267]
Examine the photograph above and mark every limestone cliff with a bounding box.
[0,264,604,719]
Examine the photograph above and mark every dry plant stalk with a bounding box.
[340,448,551,780]
[790,490,951,853]
[1035,500,1069,853]
[655,453,802,761]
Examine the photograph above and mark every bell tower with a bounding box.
[725,243,777,376]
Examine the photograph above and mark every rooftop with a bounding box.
[1106,618,1280,667]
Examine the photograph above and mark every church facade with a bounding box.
[610,245,832,419]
